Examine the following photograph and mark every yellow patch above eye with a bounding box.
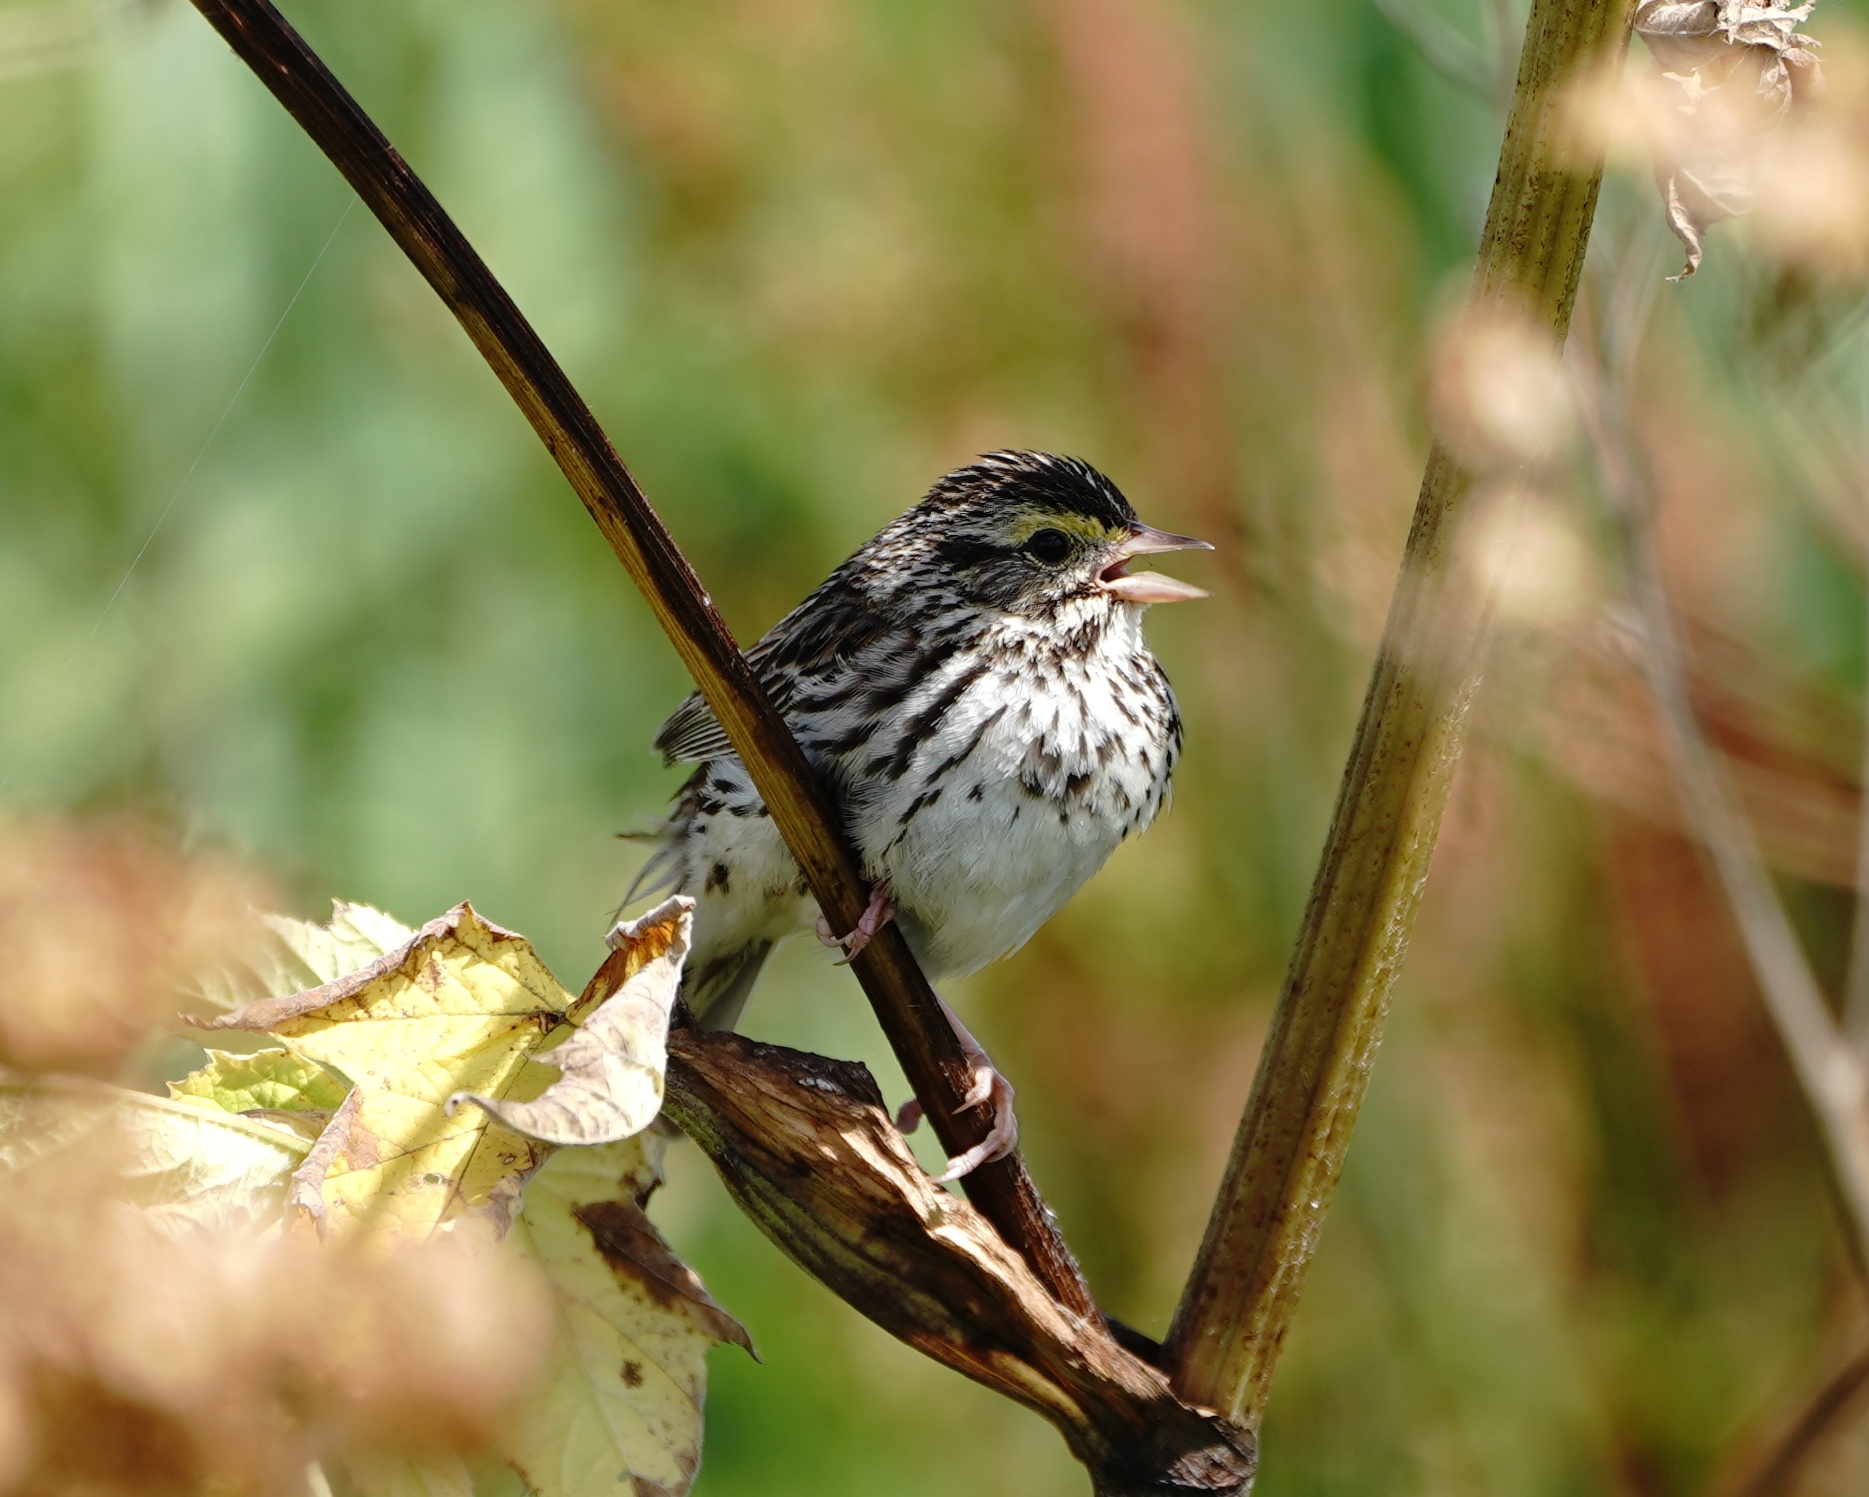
[1004,514,1116,548]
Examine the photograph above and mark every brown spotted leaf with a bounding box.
[501,1134,749,1497]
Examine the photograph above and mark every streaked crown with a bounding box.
[860,450,1204,618]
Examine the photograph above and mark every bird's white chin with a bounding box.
[1097,569,1210,605]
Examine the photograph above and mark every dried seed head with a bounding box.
[1430,312,1576,473]
[1467,494,1595,629]
[1564,3,1869,277]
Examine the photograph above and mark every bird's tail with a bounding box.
[680,939,773,1033]
[615,824,681,912]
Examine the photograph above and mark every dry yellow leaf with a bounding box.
[339,1451,476,1497]
[449,898,690,1147]
[502,1134,750,1497]
[169,896,743,1495]
[0,1074,308,1234]
[194,903,568,1239]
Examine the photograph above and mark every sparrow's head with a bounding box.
[882,451,1211,618]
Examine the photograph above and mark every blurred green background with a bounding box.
[5,0,1869,1490]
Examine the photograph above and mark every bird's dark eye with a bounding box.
[1022,528,1072,565]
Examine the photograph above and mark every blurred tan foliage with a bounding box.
[0,825,547,1493]
[1430,310,1578,475]
[0,1118,547,1497]
[0,819,262,1078]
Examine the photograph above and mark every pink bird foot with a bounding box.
[815,882,896,965]
[894,998,1019,1183]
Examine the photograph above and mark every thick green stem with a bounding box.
[1164,0,1636,1425]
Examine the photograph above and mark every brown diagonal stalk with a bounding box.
[182,0,1093,1316]
[1164,0,1638,1426]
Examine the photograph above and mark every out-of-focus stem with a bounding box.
[1370,0,1497,102]
[1847,683,1869,1049]
[1163,0,1637,1426]
[1576,330,1869,1270]
[1846,358,1869,1055]
[1632,487,1869,1264]
[1713,1344,1869,1497]
[182,0,1096,1317]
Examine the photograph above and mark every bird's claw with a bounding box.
[933,1061,1018,1183]
[815,883,896,965]
[894,1038,1019,1182]
[958,1064,999,1114]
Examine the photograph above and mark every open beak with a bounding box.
[1097,524,1213,605]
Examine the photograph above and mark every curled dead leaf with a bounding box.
[1631,0,1823,277]
[446,897,691,1147]
[287,1086,365,1234]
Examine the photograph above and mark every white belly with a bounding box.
[885,767,1121,977]
[844,635,1172,978]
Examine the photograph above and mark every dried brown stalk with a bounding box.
[180,0,1093,1316]
[1164,0,1640,1428]
[663,1027,1255,1496]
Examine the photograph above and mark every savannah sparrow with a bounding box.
[628,450,1208,1178]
